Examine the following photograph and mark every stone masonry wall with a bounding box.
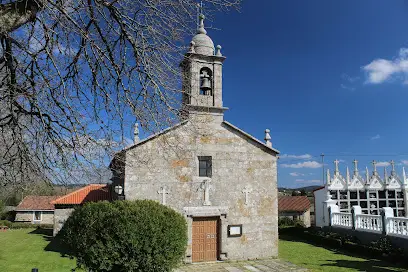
[124,114,278,260]
[53,208,74,236]
[15,211,54,224]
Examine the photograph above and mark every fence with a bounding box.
[328,205,408,238]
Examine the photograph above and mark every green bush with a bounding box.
[59,200,188,272]
[279,217,305,228]
[0,220,53,229]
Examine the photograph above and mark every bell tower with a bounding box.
[181,14,227,118]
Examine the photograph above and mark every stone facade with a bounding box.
[15,210,54,224]
[53,208,74,236]
[119,116,279,261]
[111,14,280,262]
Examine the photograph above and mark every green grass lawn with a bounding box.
[1,227,407,272]
[0,228,79,272]
[279,239,408,272]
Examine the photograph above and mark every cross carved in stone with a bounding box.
[353,159,358,173]
[158,186,169,205]
[200,70,209,78]
[334,159,340,173]
[200,179,212,206]
[242,186,253,205]
[390,160,395,173]
[372,160,377,173]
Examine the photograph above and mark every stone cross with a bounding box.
[158,186,169,205]
[200,179,212,206]
[390,160,395,173]
[372,160,377,173]
[242,186,253,205]
[200,70,209,79]
[334,160,340,174]
[353,159,358,174]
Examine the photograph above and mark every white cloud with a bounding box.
[363,48,408,84]
[370,134,381,140]
[289,172,305,177]
[376,161,390,167]
[280,154,312,160]
[340,84,356,91]
[340,74,359,91]
[295,179,321,184]
[281,161,322,169]
[342,74,360,83]
[401,160,408,166]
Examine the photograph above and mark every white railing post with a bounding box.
[381,207,394,235]
[352,206,362,230]
[328,204,339,227]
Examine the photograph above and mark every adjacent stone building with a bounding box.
[278,196,311,227]
[52,184,111,236]
[15,195,59,224]
[110,14,280,263]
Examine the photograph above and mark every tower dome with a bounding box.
[191,14,214,56]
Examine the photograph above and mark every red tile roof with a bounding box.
[51,184,111,205]
[16,196,60,211]
[278,196,311,212]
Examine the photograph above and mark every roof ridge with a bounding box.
[51,184,106,204]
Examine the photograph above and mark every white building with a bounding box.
[314,160,408,227]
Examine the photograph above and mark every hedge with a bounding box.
[0,220,53,229]
[59,200,188,272]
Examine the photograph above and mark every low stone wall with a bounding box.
[15,211,54,224]
[53,208,74,236]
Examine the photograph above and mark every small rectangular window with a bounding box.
[198,156,212,177]
[34,211,42,221]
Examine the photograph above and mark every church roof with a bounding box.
[222,121,279,154]
[115,120,279,157]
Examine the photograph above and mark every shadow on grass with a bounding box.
[279,229,407,272]
[28,228,72,257]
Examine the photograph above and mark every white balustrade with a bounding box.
[331,212,352,228]
[328,205,408,238]
[355,214,383,232]
[386,217,408,236]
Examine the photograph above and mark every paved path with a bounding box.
[175,259,308,272]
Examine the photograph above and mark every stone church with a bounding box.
[110,14,280,263]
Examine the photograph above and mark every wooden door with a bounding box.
[192,217,218,262]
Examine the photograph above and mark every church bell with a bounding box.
[200,77,212,91]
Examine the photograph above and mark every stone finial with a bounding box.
[134,122,139,143]
[216,45,222,56]
[346,167,350,184]
[390,160,396,175]
[197,14,207,34]
[334,160,340,174]
[353,159,358,175]
[326,169,331,185]
[264,129,272,147]
[403,167,407,184]
[365,166,369,184]
[188,41,196,53]
[372,160,377,174]
[384,167,388,184]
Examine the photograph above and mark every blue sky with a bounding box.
[203,0,408,188]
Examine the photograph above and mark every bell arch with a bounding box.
[199,67,213,96]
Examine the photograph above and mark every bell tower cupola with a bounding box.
[181,14,227,118]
